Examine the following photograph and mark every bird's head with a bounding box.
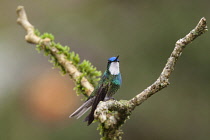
[107,55,120,75]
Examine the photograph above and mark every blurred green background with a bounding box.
[1,0,210,139]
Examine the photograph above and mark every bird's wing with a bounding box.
[69,73,108,120]
[84,83,109,125]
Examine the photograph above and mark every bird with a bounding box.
[69,56,122,125]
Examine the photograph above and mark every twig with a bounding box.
[16,6,94,96]
[128,17,208,109]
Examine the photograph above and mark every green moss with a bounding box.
[34,29,41,36]
[34,29,101,96]
[73,74,87,97]
[78,60,101,87]
[36,45,42,53]
[40,33,54,41]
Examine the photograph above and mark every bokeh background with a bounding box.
[1,0,210,139]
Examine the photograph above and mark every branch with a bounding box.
[128,17,208,109]
[95,18,207,139]
[16,6,96,96]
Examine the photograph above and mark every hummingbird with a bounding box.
[69,56,122,125]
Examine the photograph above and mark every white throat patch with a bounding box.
[109,62,120,75]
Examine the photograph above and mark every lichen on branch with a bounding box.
[95,100,132,140]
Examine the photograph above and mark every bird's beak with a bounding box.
[114,55,119,61]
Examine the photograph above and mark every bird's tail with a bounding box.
[69,97,95,119]
[84,87,108,125]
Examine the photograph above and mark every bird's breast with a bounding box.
[111,74,122,86]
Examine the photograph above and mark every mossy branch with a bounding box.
[16,6,101,97]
